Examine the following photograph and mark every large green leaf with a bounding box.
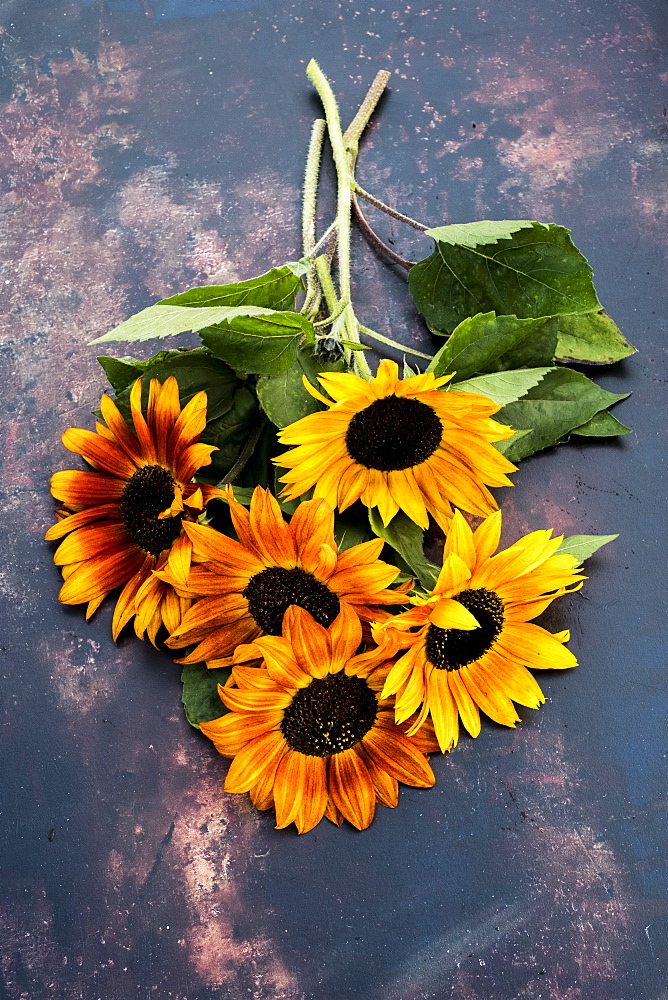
[199,311,315,376]
[181,662,231,729]
[570,409,632,437]
[368,509,438,591]
[334,507,372,551]
[556,534,618,561]
[494,368,629,462]
[428,312,557,381]
[159,263,305,312]
[408,221,600,334]
[451,367,554,406]
[108,348,259,481]
[256,346,346,428]
[555,311,636,365]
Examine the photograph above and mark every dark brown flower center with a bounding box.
[243,566,340,636]
[345,394,443,471]
[425,588,505,670]
[281,673,378,756]
[120,464,182,557]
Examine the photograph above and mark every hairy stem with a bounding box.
[353,183,428,231]
[301,118,327,316]
[307,59,374,378]
[358,324,432,361]
[352,195,415,270]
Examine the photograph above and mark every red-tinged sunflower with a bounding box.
[274,358,516,532]
[377,509,587,752]
[199,604,437,833]
[162,485,409,667]
[46,376,225,644]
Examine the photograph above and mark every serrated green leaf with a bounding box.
[424,220,535,248]
[181,662,231,729]
[570,409,632,437]
[428,312,557,381]
[368,509,438,591]
[494,368,629,462]
[91,303,284,345]
[556,533,618,561]
[159,264,304,311]
[199,311,315,376]
[556,310,636,365]
[452,367,554,406]
[256,347,346,429]
[409,222,600,334]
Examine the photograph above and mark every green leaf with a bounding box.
[256,347,346,429]
[555,310,636,365]
[403,359,420,378]
[199,311,315,376]
[570,409,632,437]
[368,509,439,591]
[181,662,231,729]
[159,263,305,312]
[409,221,601,334]
[334,507,372,551]
[91,303,284,345]
[109,348,259,482]
[556,534,618,561]
[97,355,148,393]
[428,312,557,381]
[423,220,535,248]
[451,367,554,406]
[494,368,629,462]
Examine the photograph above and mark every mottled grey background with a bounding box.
[1,1,666,998]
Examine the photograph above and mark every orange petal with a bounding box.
[50,470,124,506]
[62,428,136,479]
[59,546,144,604]
[224,731,288,793]
[54,522,130,566]
[99,394,144,466]
[129,378,157,462]
[45,503,121,541]
[429,596,479,630]
[327,748,376,830]
[427,669,459,751]
[363,722,435,788]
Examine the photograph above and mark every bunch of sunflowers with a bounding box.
[47,63,629,833]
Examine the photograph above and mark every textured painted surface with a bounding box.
[1,1,667,997]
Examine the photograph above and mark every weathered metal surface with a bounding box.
[1,1,666,997]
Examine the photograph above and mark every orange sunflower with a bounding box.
[274,359,516,531]
[200,604,437,833]
[46,376,225,643]
[163,485,409,666]
[378,510,586,752]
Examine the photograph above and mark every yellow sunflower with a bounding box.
[199,604,437,833]
[46,376,225,643]
[163,485,409,667]
[378,509,587,751]
[274,358,516,531]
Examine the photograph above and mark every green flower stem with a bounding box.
[301,118,326,316]
[357,324,433,361]
[313,296,350,328]
[306,59,372,378]
[343,70,392,158]
[315,255,339,316]
[352,182,428,232]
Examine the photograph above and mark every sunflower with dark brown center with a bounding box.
[275,359,517,531]
[46,376,225,643]
[199,605,437,834]
[162,485,410,668]
[377,510,587,752]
